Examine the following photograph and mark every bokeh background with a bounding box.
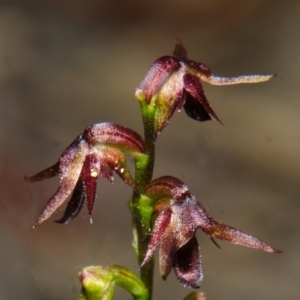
[0,1,299,299]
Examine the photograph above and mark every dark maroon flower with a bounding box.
[141,176,281,288]
[135,39,275,137]
[26,122,145,227]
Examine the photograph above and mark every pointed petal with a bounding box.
[199,217,282,253]
[184,57,275,85]
[97,146,135,189]
[184,60,212,78]
[173,39,188,60]
[84,177,97,224]
[81,154,101,223]
[136,56,181,103]
[183,73,222,124]
[25,162,59,182]
[159,224,177,280]
[159,203,199,280]
[168,197,199,248]
[141,208,172,267]
[55,177,85,224]
[33,137,89,227]
[201,74,276,86]
[191,199,282,253]
[154,69,185,135]
[83,122,145,156]
[174,236,203,288]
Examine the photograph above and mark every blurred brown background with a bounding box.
[0,0,299,299]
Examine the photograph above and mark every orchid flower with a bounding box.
[135,39,275,138]
[26,123,145,227]
[141,176,281,288]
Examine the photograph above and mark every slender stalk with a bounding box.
[131,100,157,300]
[131,192,154,299]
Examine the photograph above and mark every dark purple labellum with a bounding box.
[183,93,212,122]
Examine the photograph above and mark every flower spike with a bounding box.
[26,123,145,227]
[142,176,281,288]
[136,39,275,137]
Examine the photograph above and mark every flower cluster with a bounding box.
[26,40,280,297]
[141,176,281,288]
[135,39,275,138]
[26,122,145,227]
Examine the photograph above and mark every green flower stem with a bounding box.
[131,193,154,299]
[135,99,156,193]
[131,99,157,299]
